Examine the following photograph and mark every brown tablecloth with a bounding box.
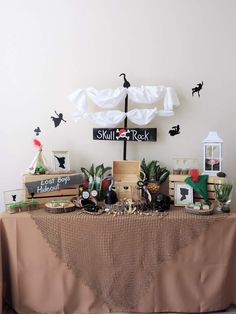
[1,208,236,314]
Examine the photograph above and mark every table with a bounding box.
[1,208,236,314]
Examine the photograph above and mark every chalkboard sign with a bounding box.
[25,174,84,194]
[93,128,157,141]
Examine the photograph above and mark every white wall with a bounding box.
[0,0,236,210]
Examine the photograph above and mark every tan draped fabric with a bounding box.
[1,208,236,314]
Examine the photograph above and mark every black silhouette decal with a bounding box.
[51,111,66,127]
[119,73,131,88]
[180,188,189,201]
[34,127,41,136]
[192,81,203,97]
[55,156,66,169]
[12,195,17,202]
[169,125,180,136]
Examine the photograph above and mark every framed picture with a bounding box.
[3,189,25,210]
[174,182,193,206]
[52,151,70,172]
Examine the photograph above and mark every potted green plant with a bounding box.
[214,181,233,212]
[81,163,112,200]
[140,158,170,194]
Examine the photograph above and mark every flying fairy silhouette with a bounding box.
[51,111,66,127]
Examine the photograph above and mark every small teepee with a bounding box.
[26,139,48,174]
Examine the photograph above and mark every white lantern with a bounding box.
[202,132,223,175]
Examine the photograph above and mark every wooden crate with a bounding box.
[112,160,141,200]
[169,174,225,203]
[23,173,81,205]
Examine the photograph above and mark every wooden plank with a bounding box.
[23,173,80,183]
[25,187,78,198]
[25,195,74,204]
[169,174,225,184]
[169,190,215,199]
[168,174,225,202]
[169,182,217,192]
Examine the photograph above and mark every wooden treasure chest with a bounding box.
[112,160,141,201]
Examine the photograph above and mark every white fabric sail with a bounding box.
[69,85,180,127]
[84,110,126,127]
[127,108,158,125]
[128,86,165,104]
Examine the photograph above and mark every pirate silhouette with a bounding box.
[34,127,41,136]
[169,125,180,136]
[55,156,66,169]
[51,111,66,127]
[180,188,189,201]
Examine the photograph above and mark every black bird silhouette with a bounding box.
[12,195,17,202]
[119,73,131,88]
[51,111,66,127]
[34,127,41,136]
[55,156,66,169]
[169,125,180,136]
[192,81,203,97]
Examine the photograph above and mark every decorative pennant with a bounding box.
[192,82,203,97]
[169,125,180,136]
[51,111,66,127]
[93,128,157,141]
[34,127,41,136]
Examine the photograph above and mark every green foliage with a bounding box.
[214,182,233,203]
[140,158,170,184]
[81,163,112,193]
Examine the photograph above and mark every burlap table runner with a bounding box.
[30,208,228,311]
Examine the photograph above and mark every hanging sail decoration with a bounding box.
[69,85,180,127]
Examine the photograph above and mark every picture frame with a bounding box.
[52,151,70,172]
[3,189,25,211]
[174,182,193,206]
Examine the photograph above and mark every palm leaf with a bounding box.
[89,164,95,177]
[159,170,170,183]
[80,167,91,179]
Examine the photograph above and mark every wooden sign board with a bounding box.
[24,174,84,194]
[93,128,157,141]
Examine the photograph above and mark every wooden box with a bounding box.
[168,174,225,204]
[112,160,141,200]
[23,173,82,205]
